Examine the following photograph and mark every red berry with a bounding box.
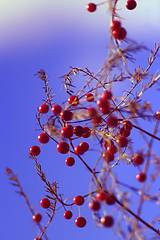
[103,151,114,162]
[61,125,73,138]
[136,173,146,182]
[156,110,160,120]
[82,127,91,138]
[73,126,84,137]
[57,142,69,154]
[33,213,42,223]
[39,104,49,114]
[40,198,50,208]
[101,216,114,227]
[85,93,94,102]
[110,21,121,31]
[87,107,97,117]
[92,115,102,125]
[104,193,116,205]
[64,210,73,219]
[107,145,117,155]
[112,27,127,40]
[96,191,106,201]
[60,110,73,121]
[74,145,84,155]
[120,127,131,137]
[34,238,41,240]
[68,95,79,106]
[86,3,97,12]
[116,137,128,148]
[97,98,110,109]
[89,200,101,211]
[104,140,114,149]
[73,195,85,206]
[123,121,132,130]
[107,115,118,127]
[125,0,137,10]
[30,146,41,156]
[75,217,86,227]
[38,133,49,143]
[100,105,110,115]
[52,104,62,115]
[133,153,144,165]
[79,142,89,152]
[65,157,75,166]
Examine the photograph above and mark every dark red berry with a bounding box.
[96,191,106,201]
[39,104,49,114]
[57,142,69,154]
[104,193,116,205]
[133,153,144,165]
[116,137,128,148]
[30,146,41,156]
[68,95,79,106]
[73,126,84,137]
[85,93,94,102]
[34,238,41,240]
[136,173,146,182]
[65,157,75,166]
[123,121,132,130]
[92,115,102,125]
[110,21,121,31]
[100,105,110,115]
[82,127,91,138]
[52,104,62,115]
[73,195,85,206]
[89,200,101,211]
[107,145,117,155]
[112,27,127,40]
[40,198,50,209]
[60,110,73,121]
[79,142,89,152]
[120,127,131,137]
[74,145,84,155]
[33,213,42,223]
[64,210,73,219]
[107,115,118,127]
[125,0,137,10]
[61,125,73,138]
[38,133,49,144]
[87,107,97,117]
[86,3,97,12]
[103,151,114,162]
[75,217,86,227]
[101,216,114,227]
[104,140,114,149]
[97,98,110,108]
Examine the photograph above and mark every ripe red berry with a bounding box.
[33,213,42,223]
[89,200,101,211]
[34,238,41,240]
[39,104,49,114]
[123,120,132,130]
[73,125,84,137]
[75,217,86,227]
[65,157,75,166]
[133,153,144,165]
[100,105,110,115]
[104,193,116,205]
[61,125,73,138]
[103,151,114,162]
[107,145,117,155]
[82,127,91,138]
[38,133,49,144]
[74,145,84,155]
[64,210,73,220]
[104,140,114,149]
[68,95,79,106]
[79,142,89,152]
[92,115,102,125]
[120,127,131,137]
[87,107,97,118]
[86,3,97,12]
[101,216,114,227]
[156,110,160,120]
[40,198,50,209]
[116,137,128,148]
[96,191,106,201]
[60,110,73,121]
[73,195,85,206]
[97,98,110,109]
[125,0,137,10]
[30,146,41,156]
[85,93,94,102]
[107,115,118,127]
[112,27,127,40]
[57,142,69,154]
[110,21,121,31]
[136,173,146,182]
[52,104,62,115]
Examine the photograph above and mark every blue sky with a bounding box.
[0,0,160,239]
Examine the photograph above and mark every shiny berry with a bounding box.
[107,145,117,155]
[73,195,85,206]
[52,104,62,115]
[79,142,89,152]
[74,145,84,155]
[136,173,146,182]
[30,146,41,156]
[97,98,110,108]
[65,157,75,166]
[101,216,114,227]
[110,21,121,31]
[39,104,49,114]
[68,95,79,106]
[61,125,73,138]
[86,3,97,12]
[38,133,49,143]
[120,127,131,137]
[40,198,50,208]
[64,210,73,219]
[96,191,106,201]
[75,217,86,227]
[116,137,128,148]
[112,27,127,40]
[73,126,84,137]
[89,200,101,211]
[125,0,137,10]
[103,151,114,162]
[104,193,116,205]
[82,127,91,138]
[60,110,73,121]
[85,93,94,102]
[123,121,132,130]
[33,213,42,223]
[34,238,41,240]
[133,153,144,165]
[57,142,69,154]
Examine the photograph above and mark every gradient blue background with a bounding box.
[1,0,160,239]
